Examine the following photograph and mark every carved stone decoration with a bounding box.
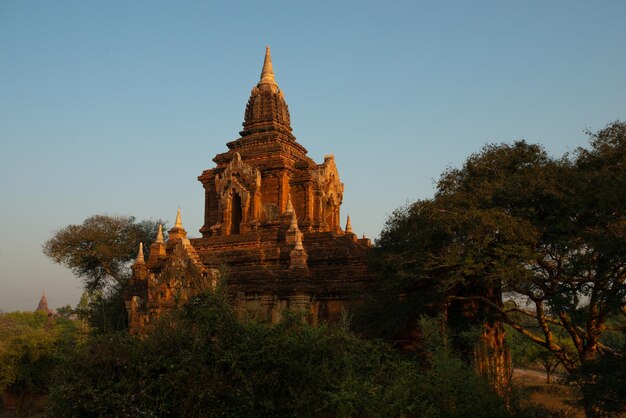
[289,293,312,322]
[263,203,279,222]
[215,152,262,193]
[213,152,262,235]
[258,294,276,321]
[289,239,308,272]
[312,155,344,232]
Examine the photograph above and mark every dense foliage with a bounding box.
[46,289,528,418]
[43,215,163,292]
[0,311,84,411]
[373,122,626,416]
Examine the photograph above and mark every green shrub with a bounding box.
[49,292,545,417]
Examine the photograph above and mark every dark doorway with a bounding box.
[230,193,242,235]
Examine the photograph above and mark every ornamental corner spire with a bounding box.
[175,208,182,229]
[345,215,353,234]
[134,242,145,265]
[168,207,188,241]
[156,224,164,243]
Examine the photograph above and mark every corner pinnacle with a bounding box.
[135,242,145,264]
[294,232,304,251]
[175,208,182,229]
[289,210,298,232]
[156,224,164,243]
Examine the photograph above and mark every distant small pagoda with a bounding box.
[35,291,54,316]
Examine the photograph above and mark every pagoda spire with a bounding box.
[286,200,302,245]
[36,291,51,313]
[168,208,188,241]
[294,231,304,251]
[240,46,294,139]
[156,224,164,243]
[149,224,166,261]
[175,208,182,229]
[288,209,298,232]
[259,46,278,88]
[290,225,308,271]
[345,215,353,234]
[134,242,145,265]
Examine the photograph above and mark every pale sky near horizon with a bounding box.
[1,1,625,312]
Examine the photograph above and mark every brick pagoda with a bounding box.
[125,47,374,333]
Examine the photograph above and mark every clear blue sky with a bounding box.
[1,1,624,311]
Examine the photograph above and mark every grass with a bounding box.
[513,368,584,417]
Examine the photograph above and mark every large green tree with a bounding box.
[43,215,164,332]
[375,122,626,416]
[43,215,162,291]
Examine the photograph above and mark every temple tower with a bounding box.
[127,47,373,334]
[199,47,344,237]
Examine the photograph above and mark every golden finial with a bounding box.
[259,46,277,87]
[135,242,145,264]
[345,215,353,234]
[175,208,182,229]
[156,224,164,243]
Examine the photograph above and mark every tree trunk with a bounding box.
[583,401,602,418]
[2,389,47,417]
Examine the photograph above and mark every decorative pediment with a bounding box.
[172,238,200,263]
[152,239,217,299]
[313,154,344,204]
[215,152,261,195]
[157,240,204,283]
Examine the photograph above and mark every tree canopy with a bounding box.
[43,215,163,292]
[0,311,83,394]
[374,121,626,416]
